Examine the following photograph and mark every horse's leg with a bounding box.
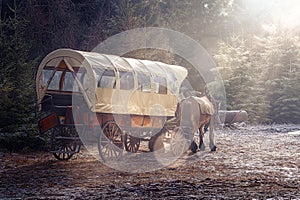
[190,139,197,153]
[209,122,217,151]
[199,127,205,151]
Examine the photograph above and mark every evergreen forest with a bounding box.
[0,0,299,151]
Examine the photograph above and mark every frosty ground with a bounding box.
[0,124,299,199]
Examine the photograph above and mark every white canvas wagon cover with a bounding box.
[36,49,188,116]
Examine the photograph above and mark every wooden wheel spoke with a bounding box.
[100,139,109,145]
[103,146,109,156]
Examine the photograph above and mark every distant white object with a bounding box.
[218,110,248,124]
[288,131,300,136]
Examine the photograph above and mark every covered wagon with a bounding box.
[36,49,188,161]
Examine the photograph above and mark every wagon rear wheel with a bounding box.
[51,126,79,161]
[149,132,165,152]
[124,133,140,153]
[170,127,190,157]
[98,121,124,162]
[53,139,77,160]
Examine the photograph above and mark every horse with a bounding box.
[176,95,217,153]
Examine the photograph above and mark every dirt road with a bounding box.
[1,125,299,199]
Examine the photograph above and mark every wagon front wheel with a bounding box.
[98,121,124,162]
[124,133,140,153]
[149,132,165,152]
[170,127,190,157]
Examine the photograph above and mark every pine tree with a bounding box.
[215,30,300,124]
[0,1,37,132]
[264,32,300,123]
[214,35,272,123]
